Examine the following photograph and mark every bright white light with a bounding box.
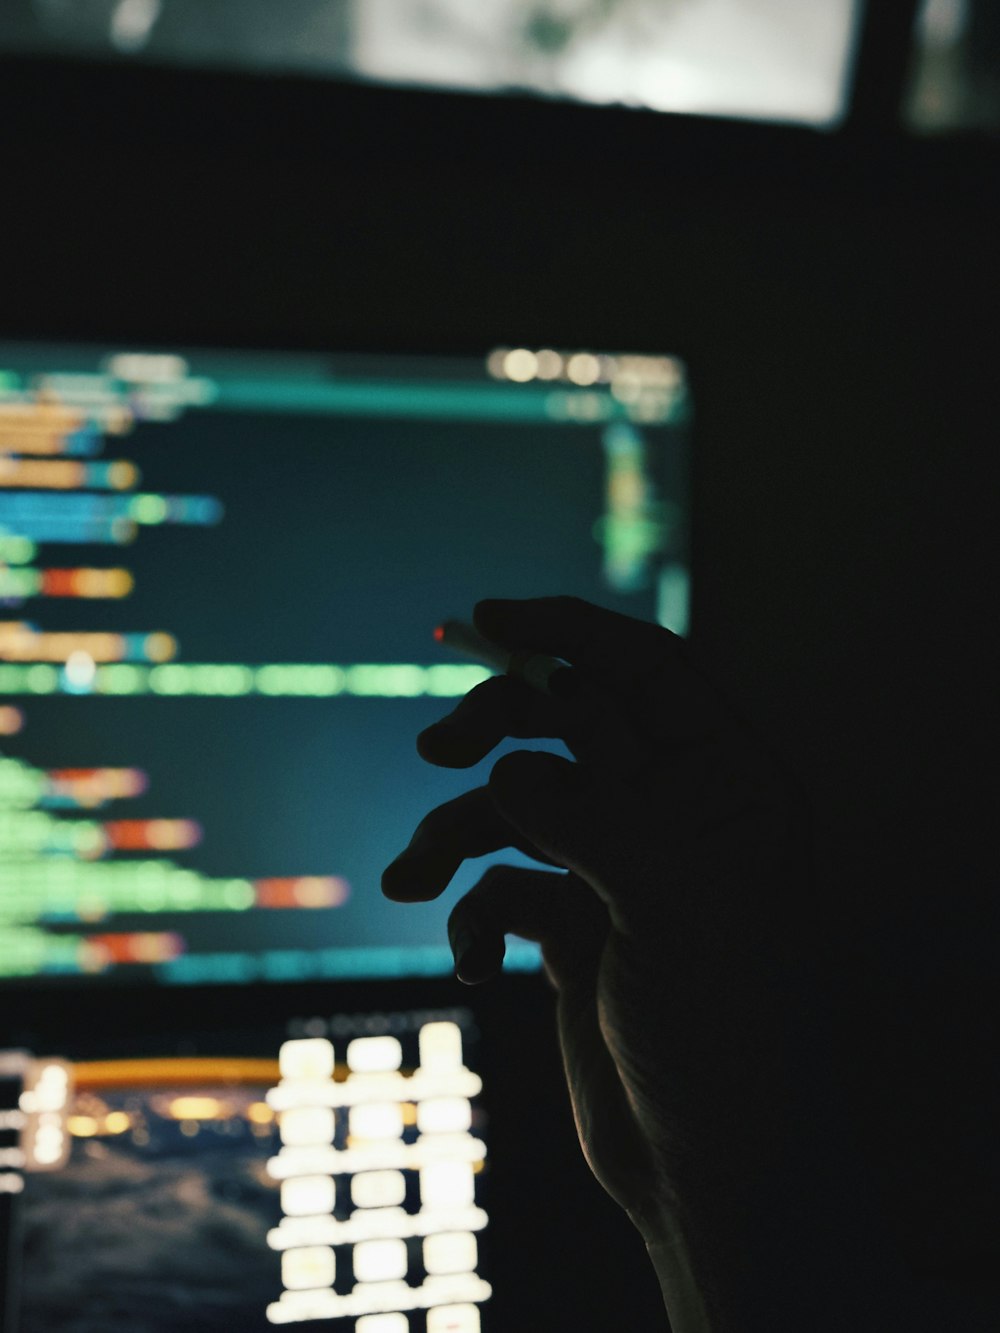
[423,1231,478,1276]
[281,1174,336,1217]
[282,1245,336,1291]
[0,1174,24,1194]
[418,1023,463,1073]
[416,1098,471,1135]
[567,352,601,386]
[502,349,538,382]
[347,1037,402,1073]
[266,1145,340,1179]
[279,1038,335,1081]
[267,1287,343,1323]
[419,1162,475,1209]
[267,1275,491,1322]
[65,651,97,689]
[353,1238,409,1283]
[426,1305,481,1333]
[351,1169,407,1208]
[350,1103,404,1141]
[356,1314,410,1333]
[270,1204,486,1250]
[268,1215,342,1251]
[279,1107,335,1148]
[107,351,188,382]
[109,0,162,54]
[354,0,857,129]
[32,1125,64,1165]
[267,1068,480,1111]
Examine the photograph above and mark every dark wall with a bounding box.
[3,55,998,1320]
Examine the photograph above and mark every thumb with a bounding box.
[488,750,646,933]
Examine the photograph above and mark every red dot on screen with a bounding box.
[433,625,444,642]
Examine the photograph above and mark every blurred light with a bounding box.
[248,1101,275,1125]
[918,0,970,42]
[356,1314,409,1333]
[351,1169,406,1209]
[103,404,133,434]
[567,352,601,386]
[426,1305,480,1332]
[107,351,187,382]
[104,1111,130,1134]
[279,1038,335,1082]
[485,348,508,379]
[419,1162,475,1209]
[353,1237,408,1283]
[281,1174,336,1218]
[67,1115,99,1137]
[64,651,96,690]
[143,632,177,662]
[417,1098,472,1135]
[0,706,24,734]
[349,1103,404,1141]
[282,1245,336,1291]
[502,349,538,382]
[108,460,139,489]
[346,1036,402,1073]
[423,1231,478,1276]
[280,1106,336,1147]
[534,349,563,380]
[131,494,167,524]
[418,1023,463,1073]
[657,563,690,637]
[168,1096,226,1120]
[293,877,349,908]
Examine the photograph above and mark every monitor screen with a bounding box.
[0,341,692,987]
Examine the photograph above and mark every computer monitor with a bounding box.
[0,340,692,990]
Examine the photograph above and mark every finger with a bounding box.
[417,671,645,776]
[473,594,678,687]
[380,784,562,903]
[447,865,607,990]
[417,674,558,768]
[487,749,655,933]
[473,595,730,741]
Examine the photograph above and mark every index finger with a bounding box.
[473,595,679,686]
[473,595,741,747]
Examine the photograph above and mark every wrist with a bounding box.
[638,1220,720,1333]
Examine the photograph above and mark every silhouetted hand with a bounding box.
[382,596,853,1328]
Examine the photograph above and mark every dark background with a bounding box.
[2,0,997,1325]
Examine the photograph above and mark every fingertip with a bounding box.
[380,861,424,903]
[448,913,505,983]
[455,940,505,985]
[417,723,482,768]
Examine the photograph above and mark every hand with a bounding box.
[384,596,816,1204]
